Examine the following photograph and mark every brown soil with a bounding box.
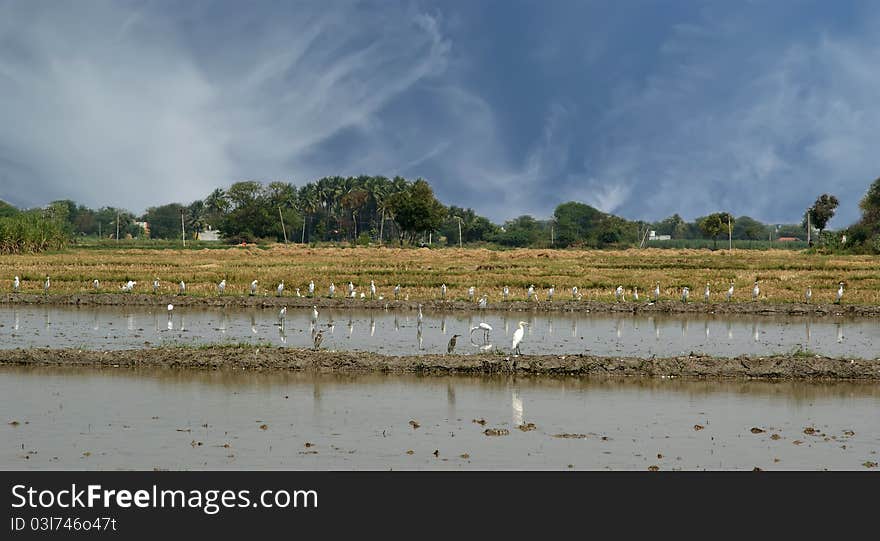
[0,347,876,380]
[1,293,876,318]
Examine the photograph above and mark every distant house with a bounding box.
[135,221,150,237]
[648,230,671,241]
[777,237,800,242]
[197,225,222,242]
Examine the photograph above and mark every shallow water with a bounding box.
[1,366,877,470]
[0,305,877,358]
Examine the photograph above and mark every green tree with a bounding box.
[553,202,604,247]
[493,215,542,247]
[732,216,768,243]
[698,212,735,248]
[0,200,18,218]
[143,203,188,240]
[804,194,839,237]
[389,179,447,245]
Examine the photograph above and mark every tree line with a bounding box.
[6,174,880,253]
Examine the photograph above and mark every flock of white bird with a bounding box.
[9,275,850,356]
[10,275,849,306]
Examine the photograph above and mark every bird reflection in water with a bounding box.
[511,390,523,427]
[278,326,287,344]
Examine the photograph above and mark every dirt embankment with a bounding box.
[1,347,877,380]
[2,293,878,317]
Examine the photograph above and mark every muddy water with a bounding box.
[1,366,877,470]
[0,305,877,358]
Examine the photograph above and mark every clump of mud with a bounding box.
[1,346,877,381]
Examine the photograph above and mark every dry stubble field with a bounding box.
[1,245,879,305]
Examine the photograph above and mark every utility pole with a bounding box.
[180,209,186,248]
[728,215,732,250]
[278,206,288,244]
[456,216,463,248]
[550,220,555,247]
[115,211,120,242]
[98,222,101,239]
[806,210,811,245]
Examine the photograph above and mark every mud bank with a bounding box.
[1,347,877,380]
[2,293,878,318]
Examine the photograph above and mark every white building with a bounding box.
[197,225,222,242]
[648,230,671,241]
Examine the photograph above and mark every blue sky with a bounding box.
[1,0,878,227]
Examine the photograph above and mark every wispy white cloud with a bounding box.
[0,1,452,212]
[586,9,880,227]
[2,0,879,229]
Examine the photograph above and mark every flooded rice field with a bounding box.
[2,366,877,470]
[0,305,878,358]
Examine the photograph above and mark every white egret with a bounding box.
[440,284,447,299]
[417,304,423,325]
[653,281,660,302]
[470,322,492,344]
[250,279,258,296]
[547,286,555,301]
[93,279,100,291]
[478,295,488,310]
[178,281,186,295]
[329,282,336,298]
[502,286,510,300]
[703,282,710,303]
[348,282,355,296]
[511,321,529,355]
[312,305,319,323]
[13,276,20,292]
[43,276,50,294]
[836,281,844,304]
[447,334,461,354]
[370,280,377,300]
[681,287,689,303]
[527,285,535,301]
[166,304,174,329]
[296,287,302,297]
[279,306,287,326]
[726,282,734,302]
[633,287,639,301]
[752,281,760,301]
[218,279,226,295]
[276,281,284,297]
[571,286,578,299]
[349,289,356,298]
[805,286,812,304]
[360,292,365,299]
[153,278,160,294]
[308,280,315,297]
[467,286,475,302]
[121,280,136,292]
[615,286,624,302]
[393,284,401,299]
